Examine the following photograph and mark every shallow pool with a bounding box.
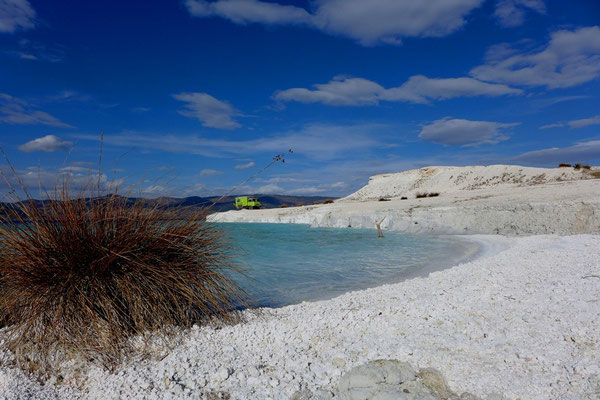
[221,223,478,308]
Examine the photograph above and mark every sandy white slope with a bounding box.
[2,235,599,399]
[209,165,600,235]
[342,164,598,201]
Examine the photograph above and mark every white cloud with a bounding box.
[285,181,347,195]
[274,75,521,106]
[540,115,600,130]
[0,93,72,127]
[199,168,223,176]
[0,165,114,199]
[172,92,241,129]
[513,140,600,164]
[185,0,312,25]
[494,0,545,27]
[18,135,73,152]
[5,39,65,62]
[235,161,255,170]
[253,183,283,194]
[0,0,35,33]
[471,26,600,89]
[141,185,169,196]
[185,0,484,46]
[73,123,385,161]
[419,117,519,146]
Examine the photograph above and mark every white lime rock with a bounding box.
[0,234,599,399]
[208,165,600,235]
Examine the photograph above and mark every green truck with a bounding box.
[235,196,261,210]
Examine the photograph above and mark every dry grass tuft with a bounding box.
[558,163,572,168]
[0,177,244,376]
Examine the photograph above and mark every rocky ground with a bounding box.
[2,234,599,399]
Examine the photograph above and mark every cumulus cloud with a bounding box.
[172,92,241,129]
[540,115,600,130]
[494,0,545,27]
[419,117,519,146]
[471,26,600,89]
[513,140,600,164]
[0,0,35,33]
[0,93,73,127]
[185,0,484,45]
[234,161,255,170]
[274,75,521,106]
[18,135,73,152]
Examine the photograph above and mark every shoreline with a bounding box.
[3,233,598,399]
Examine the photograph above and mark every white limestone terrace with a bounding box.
[208,165,600,235]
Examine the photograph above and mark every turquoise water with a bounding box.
[221,223,478,308]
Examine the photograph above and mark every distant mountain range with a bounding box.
[139,194,336,213]
[0,194,336,216]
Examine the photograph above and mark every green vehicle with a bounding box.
[235,196,261,210]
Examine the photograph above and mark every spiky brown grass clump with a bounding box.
[0,183,244,376]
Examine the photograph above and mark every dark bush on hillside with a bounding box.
[415,193,427,199]
[558,163,571,168]
[574,163,582,170]
[427,192,440,197]
[280,204,287,208]
[0,180,243,375]
[582,165,591,170]
[323,199,334,204]
[400,197,408,200]
[378,198,391,202]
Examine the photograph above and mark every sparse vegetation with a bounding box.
[400,196,408,200]
[416,192,440,199]
[378,198,391,202]
[582,165,591,170]
[323,199,334,204]
[0,175,243,376]
[574,163,582,170]
[558,163,572,168]
[590,171,600,179]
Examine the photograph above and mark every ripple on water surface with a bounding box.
[220,223,478,308]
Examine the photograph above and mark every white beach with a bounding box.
[2,165,599,399]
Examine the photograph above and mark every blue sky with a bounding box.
[1,0,599,198]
